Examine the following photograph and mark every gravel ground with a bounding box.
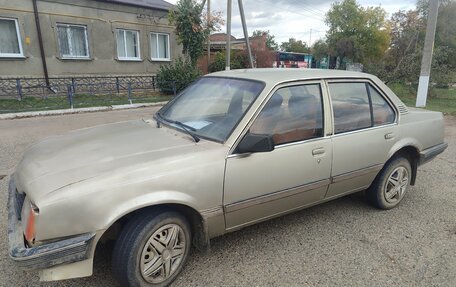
[0,108,455,287]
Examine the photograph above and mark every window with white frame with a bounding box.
[150,32,170,61]
[116,29,140,60]
[57,23,89,58]
[0,17,24,57]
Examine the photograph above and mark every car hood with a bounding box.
[14,119,209,203]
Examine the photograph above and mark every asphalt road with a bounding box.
[0,108,455,287]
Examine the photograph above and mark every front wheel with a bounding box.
[367,157,412,209]
[112,211,191,287]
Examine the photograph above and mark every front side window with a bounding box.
[158,77,264,142]
[250,84,324,145]
[116,29,140,60]
[150,32,170,61]
[0,18,23,57]
[329,82,372,134]
[57,23,89,58]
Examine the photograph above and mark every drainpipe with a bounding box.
[32,0,50,87]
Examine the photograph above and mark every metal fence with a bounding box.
[0,75,177,114]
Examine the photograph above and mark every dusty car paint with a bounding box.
[8,69,447,282]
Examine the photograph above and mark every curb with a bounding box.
[0,102,168,120]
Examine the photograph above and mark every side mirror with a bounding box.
[237,133,274,154]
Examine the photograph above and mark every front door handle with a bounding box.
[384,133,395,140]
[312,148,325,156]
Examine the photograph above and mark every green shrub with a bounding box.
[156,57,201,95]
[209,50,249,72]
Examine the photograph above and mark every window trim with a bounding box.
[116,29,141,61]
[365,82,375,127]
[328,81,373,135]
[229,80,326,156]
[366,83,396,127]
[150,32,170,61]
[327,79,397,135]
[0,17,24,58]
[56,23,90,59]
[326,78,397,119]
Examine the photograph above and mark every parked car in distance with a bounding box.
[8,69,447,286]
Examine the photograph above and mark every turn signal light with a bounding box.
[24,205,38,243]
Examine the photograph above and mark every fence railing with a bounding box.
[0,75,178,114]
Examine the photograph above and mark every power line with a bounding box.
[255,0,326,22]
[288,0,328,18]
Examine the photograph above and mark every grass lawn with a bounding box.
[0,91,172,114]
[388,82,456,116]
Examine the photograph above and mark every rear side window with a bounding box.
[369,85,395,125]
[329,82,371,134]
[329,82,396,134]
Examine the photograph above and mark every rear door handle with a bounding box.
[384,133,394,140]
[312,148,325,156]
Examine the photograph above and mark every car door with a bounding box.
[223,81,332,230]
[325,80,398,199]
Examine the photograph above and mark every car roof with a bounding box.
[208,68,375,85]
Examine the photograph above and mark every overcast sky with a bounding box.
[164,0,417,46]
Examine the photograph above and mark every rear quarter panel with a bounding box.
[389,108,445,158]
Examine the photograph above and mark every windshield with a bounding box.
[159,77,264,142]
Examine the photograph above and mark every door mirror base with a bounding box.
[236,133,274,154]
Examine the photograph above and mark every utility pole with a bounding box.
[238,0,254,68]
[308,28,312,69]
[207,0,211,70]
[225,0,232,70]
[309,28,312,48]
[416,0,439,107]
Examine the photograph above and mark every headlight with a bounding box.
[21,197,39,245]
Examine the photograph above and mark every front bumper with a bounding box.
[7,177,95,270]
[419,142,448,165]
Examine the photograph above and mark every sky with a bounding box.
[164,0,417,46]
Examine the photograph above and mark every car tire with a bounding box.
[112,210,191,287]
[367,157,412,210]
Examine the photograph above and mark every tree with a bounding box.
[311,39,329,61]
[325,0,390,69]
[434,0,456,69]
[381,9,425,83]
[252,30,278,50]
[380,1,455,86]
[169,0,223,64]
[280,38,308,53]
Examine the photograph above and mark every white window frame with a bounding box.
[116,29,141,61]
[56,23,90,59]
[150,32,170,61]
[0,17,24,58]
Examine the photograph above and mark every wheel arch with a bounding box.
[387,144,420,185]
[95,203,210,261]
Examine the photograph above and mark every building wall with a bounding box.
[0,0,182,78]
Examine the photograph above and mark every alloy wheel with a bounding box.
[384,166,409,204]
[139,224,186,284]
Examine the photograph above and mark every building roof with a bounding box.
[100,0,174,11]
[210,33,237,42]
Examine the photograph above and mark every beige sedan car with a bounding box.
[8,69,447,286]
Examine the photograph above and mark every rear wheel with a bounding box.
[367,157,412,209]
[112,211,191,287]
